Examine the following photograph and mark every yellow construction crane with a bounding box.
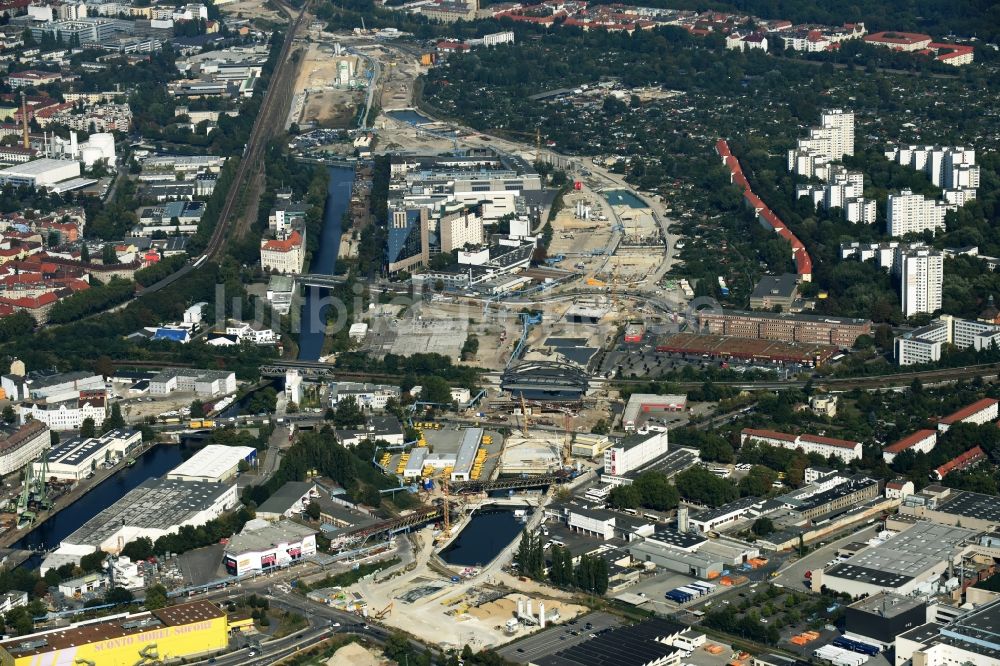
[441,478,451,540]
[373,602,393,619]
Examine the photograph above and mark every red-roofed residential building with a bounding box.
[937,398,998,432]
[884,478,914,499]
[260,230,304,274]
[741,428,861,462]
[0,290,59,323]
[930,43,974,66]
[864,31,932,52]
[436,40,470,52]
[8,71,63,89]
[882,429,937,463]
[717,139,813,282]
[932,446,986,480]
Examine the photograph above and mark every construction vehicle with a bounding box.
[373,602,393,619]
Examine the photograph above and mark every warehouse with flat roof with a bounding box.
[622,393,687,432]
[167,444,256,482]
[451,427,482,481]
[42,478,239,572]
[34,429,142,481]
[901,485,1000,531]
[814,521,980,597]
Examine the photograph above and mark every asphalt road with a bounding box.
[772,524,879,592]
[496,611,621,663]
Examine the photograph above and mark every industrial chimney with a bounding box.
[20,92,30,149]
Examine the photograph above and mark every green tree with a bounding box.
[95,355,115,379]
[144,584,168,610]
[305,500,321,520]
[607,483,641,510]
[80,417,96,438]
[751,517,775,537]
[332,396,364,428]
[4,607,33,635]
[106,587,134,604]
[632,471,680,511]
[190,400,206,419]
[1,405,15,424]
[103,403,125,432]
[121,537,154,561]
[102,243,119,265]
[739,465,778,497]
[422,376,453,405]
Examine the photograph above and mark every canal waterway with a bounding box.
[14,440,196,553]
[440,508,528,567]
[298,166,354,361]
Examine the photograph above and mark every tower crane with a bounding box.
[440,477,451,540]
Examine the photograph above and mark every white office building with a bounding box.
[788,109,854,177]
[885,145,979,190]
[19,396,107,431]
[886,189,954,237]
[603,431,669,476]
[796,166,875,224]
[0,421,50,477]
[900,247,943,317]
[895,315,1000,366]
[328,382,399,410]
[149,369,237,397]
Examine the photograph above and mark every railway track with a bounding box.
[205,1,311,257]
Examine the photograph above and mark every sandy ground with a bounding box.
[326,642,384,666]
[118,392,215,424]
[219,0,285,24]
[345,522,590,650]
[293,41,366,128]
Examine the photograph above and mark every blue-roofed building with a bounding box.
[387,208,429,274]
[152,327,191,343]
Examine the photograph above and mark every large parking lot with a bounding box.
[496,611,622,663]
